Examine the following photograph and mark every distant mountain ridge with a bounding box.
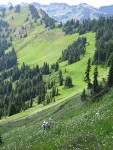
[0,2,113,22]
[99,5,113,15]
[39,3,112,22]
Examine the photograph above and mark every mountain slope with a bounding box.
[1,87,113,150]
[40,3,107,22]
[0,6,108,114]
[0,5,112,150]
[99,5,113,15]
[4,7,108,92]
[1,2,113,22]
[3,7,79,66]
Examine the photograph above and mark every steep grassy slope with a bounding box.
[5,7,30,28]
[1,31,108,122]
[1,88,113,150]
[0,6,111,150]
[1,7,108,120]
[4,7,80,67]
[3,7,107,99]
[15,28,79,67]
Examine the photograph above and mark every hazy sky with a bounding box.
[0,0,113,8]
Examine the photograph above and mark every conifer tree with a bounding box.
[108,60,113,87]
[93,66,99,94]
[9,5,13,10]
[84,58,92,89]
[29,5,40,20]
[59,77,63,86]
[52,86,56,97]
[59,70,62,80]
[8,103,16,116]
[0,134,3,145]
[55,62,59,72]
[81,89,87,102]
[30,97,33,108]
[65,76,73,88]
[42,62,49,75]
[46,94,50,105]
[15,5,21,13]
[38,82,46,104]
[59,70,63,86]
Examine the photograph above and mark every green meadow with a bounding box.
[1,88,113,150]
[0,7,111,150]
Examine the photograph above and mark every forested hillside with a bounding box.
[63,17,113,65]
[0,5,59,118]
[0,4,113,150]
[63,16,113,105]
[0,4,111,119]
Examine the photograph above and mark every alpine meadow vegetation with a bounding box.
[0,4,113,150]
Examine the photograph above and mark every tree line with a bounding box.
[81,58,113,103]
[0,20,9,28]
[0,8,76,119]
[42,13,56,29]
[93,17,113,66]
[63,16,113,66]
[29,5,40,20]
[60,37,87,64]
[0,48,17,71]
[0,59,73,118]
[15,5,21,13]
[0,63,44,118]
[0,20,12,57]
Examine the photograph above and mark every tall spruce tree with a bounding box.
[81,89,87,102]
[29,5,40,20]
[84,58,92,89]
[15,5,21,13]
[65,76,73,88]
[9,5,13,10]
[0,134,3,145]
[108,60,113,87]
[55,62,59,72]
[59,77,63,86]
[59,70,63,86]
[93,66,99,94]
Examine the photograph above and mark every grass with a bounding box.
[1,88,113,150]
[4,7,80,67]
[5,7,30,28]
[1,24,108,127]
[0,29,110,149]
[12,28,108,104]
[0,7,111,150]
[15,28,79,67]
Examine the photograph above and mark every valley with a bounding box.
[0,3,113,150]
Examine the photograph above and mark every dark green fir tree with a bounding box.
[108,60,113,87]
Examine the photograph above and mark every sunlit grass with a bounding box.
[0,8,111,150]
[1,89,113,150]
